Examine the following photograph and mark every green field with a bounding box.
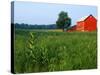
[14,29,97,73]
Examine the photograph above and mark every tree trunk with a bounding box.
[63,28,64,32]
[63,27,66,32]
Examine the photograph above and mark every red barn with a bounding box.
[76,15,97,31]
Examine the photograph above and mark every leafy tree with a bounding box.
[56,11,71,31]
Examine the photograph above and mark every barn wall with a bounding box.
[76,21,84,31]
[84,16,97,31]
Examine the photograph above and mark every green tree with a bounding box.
[56,11,71,31]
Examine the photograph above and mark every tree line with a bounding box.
[13,23,57,29]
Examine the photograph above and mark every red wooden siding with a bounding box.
[84,15,97,31]
[76,21,84,31]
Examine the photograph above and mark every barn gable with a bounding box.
[84,15,97,22]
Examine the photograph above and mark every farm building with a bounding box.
[76,15,97,31]
[67,15,97,32]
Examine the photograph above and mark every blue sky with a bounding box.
[13,1,97,26]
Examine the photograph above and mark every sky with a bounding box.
[13,1,97,26]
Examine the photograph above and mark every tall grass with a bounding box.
[14,30,97,73]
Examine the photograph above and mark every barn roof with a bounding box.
[67,25,76,30]
[77,14,97,22]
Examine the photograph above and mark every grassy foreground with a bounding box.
[14,29,97,73]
